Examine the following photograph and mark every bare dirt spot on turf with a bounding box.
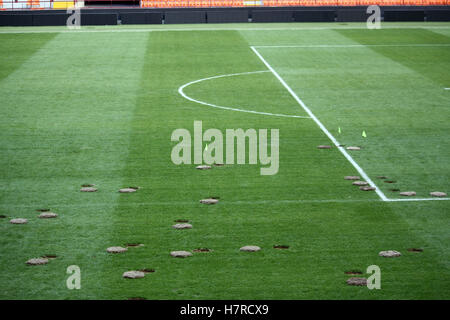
[346,277,367,286]
[200,198,219,205]
[379,250,401,257]
[193,248,212,253]
[139,269,155,274]
[10,218,28,224]
[400,191,416,197]
[344,176,360,180]
[42,255,57,259]
[119,188,137,193]
[317,145,332,149]
[126,243,144,248]
[352,181,368,186]
[196,165,211,170]
[123,271,145,279]
[175,219,189,223]
[107,246,128,253]
[172,223,193,229]
[430,191,447,197]
[26,258,48,265]
[80,187,97,192]
[359,186,375,191]
[384,180,396,184]
[273,245,289,249]
[407,248,423,252]
[345,270,363,275]
[170,251,193,258]
[240,246,261,252]
[39,212,58,219]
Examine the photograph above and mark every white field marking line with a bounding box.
[445,88,450,90]
[252,46,450,202]
[250,45,390,201]
[254,44,450,48]
[1,25,450,34]
[178,70,311,119]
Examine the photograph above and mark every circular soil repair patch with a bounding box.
[352,181,368,186]
[26,258,48,266]
[107,246,128,253]
[240,246,261,252]
[360,186,375,191]
[170,251,193,258]
[379,250,401,257]
[119,188,137,193]
[400,191,416,197]
[172,223,192,230]
[344,176,360,180]
[39,212,58,219]
[346,277,367,286]
[200,198,219,205]
[10,218,28,224]
[80,187,97,192]
[430,191,447,197]
[196,165,211,170]
[123,271,145,279]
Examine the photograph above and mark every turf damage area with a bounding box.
[0,22,449,300]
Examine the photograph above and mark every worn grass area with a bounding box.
[0,23,449,300]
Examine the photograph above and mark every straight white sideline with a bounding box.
[254,44,450,48]
[250,45,391,201]
[178,70,310,119]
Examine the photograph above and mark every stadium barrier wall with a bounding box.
[0,6,449,25]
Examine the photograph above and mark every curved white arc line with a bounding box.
[178,71,311,119]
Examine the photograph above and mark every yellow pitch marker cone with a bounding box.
[338,127,342,134]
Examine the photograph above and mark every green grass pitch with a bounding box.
[0,22,449,300]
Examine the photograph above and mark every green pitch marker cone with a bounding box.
[362,130,367,138]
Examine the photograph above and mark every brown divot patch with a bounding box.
[39,212,58,219]
[346,277,367,286]
[430,191,447,197]
[80,187,98,192]
[384,180,396,184]
[352,181,368,186]
[200,198,219,205]
[107,246,128,253]
[119,188,137,193]
[345,270,363,275]
[344,176,360,180]
[317,145,332,149]
[42,255,57,260]
[400,191,416,197]
[10,218,28,224]
[379,250,401,257]
[240,245,261,252]
[126,243,144,248]
[196,165,212,170]
[273,245,289,249]
[193,248,212,253]
[170,251,193,258]
[407,248,423,252]
[26,258,49,266]
[359,186,375,191]
[172,223,192,230]
[123,271,145,279]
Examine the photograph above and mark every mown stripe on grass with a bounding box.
[0,33,58,82]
